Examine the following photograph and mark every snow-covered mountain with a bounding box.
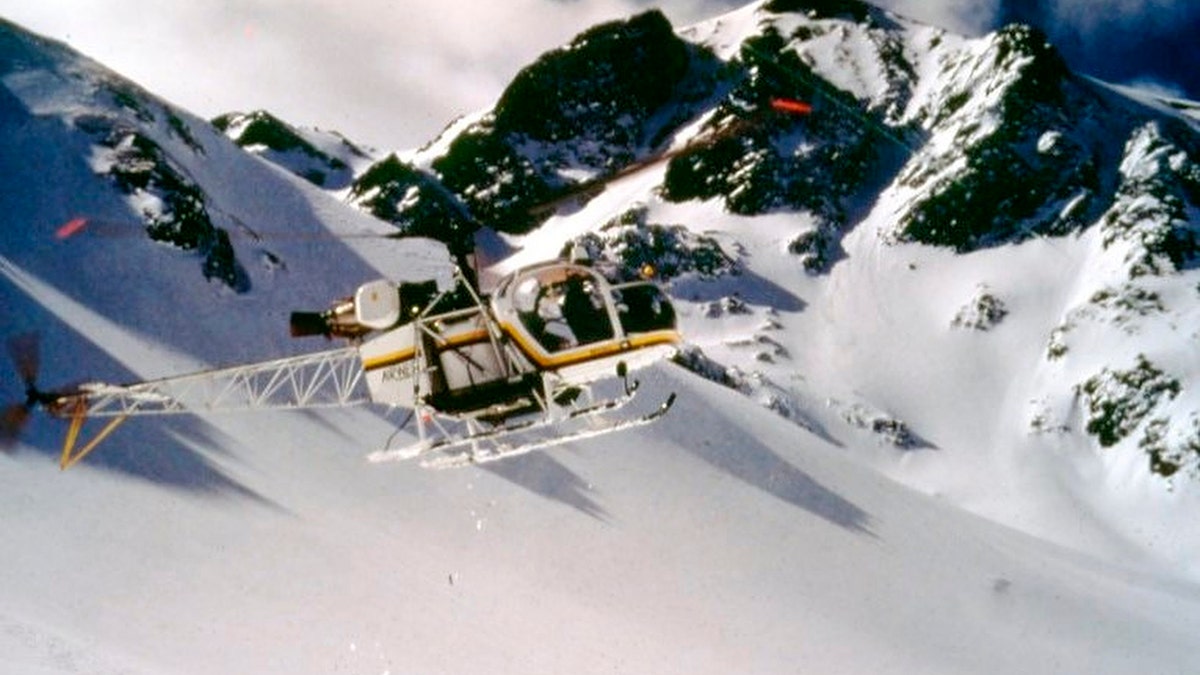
[3,2,1200,673]
[248,3,1200,515]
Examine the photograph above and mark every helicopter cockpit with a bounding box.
[496,261,676,360]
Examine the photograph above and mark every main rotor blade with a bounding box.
[54,216,401,243]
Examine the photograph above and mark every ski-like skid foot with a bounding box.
[366,443,428,464]
[366,391,676,468]
[423,392,676,469]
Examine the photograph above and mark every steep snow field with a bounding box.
[5,363,1200,674]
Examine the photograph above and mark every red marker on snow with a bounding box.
[55,217,88,240]
[770,98,813,115]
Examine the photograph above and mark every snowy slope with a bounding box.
[3,7,1200,675]
[5,367,1200,674]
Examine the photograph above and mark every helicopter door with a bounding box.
[512,267,616,354]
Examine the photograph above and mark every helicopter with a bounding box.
[298,251,682,467]
[1,97,813,469]
[1,249,681,469]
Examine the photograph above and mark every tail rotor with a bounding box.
[2,333,47,451]
[1,401,31,451]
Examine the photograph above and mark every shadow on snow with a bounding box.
[483,450,610,522]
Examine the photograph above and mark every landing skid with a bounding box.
[367,390,676,469]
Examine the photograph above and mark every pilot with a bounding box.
[561,275,612,343]
[537,288,577,351]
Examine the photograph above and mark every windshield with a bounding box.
[612,282,676,334]
[514,268,616,353]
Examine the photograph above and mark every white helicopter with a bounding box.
[1,250,680,470]
[295,250,681,467]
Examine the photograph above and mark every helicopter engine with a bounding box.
[290,279,438,339]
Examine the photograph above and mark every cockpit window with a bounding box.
[515,268,616,353]
[612,283,676,334]
[513,277,540,314]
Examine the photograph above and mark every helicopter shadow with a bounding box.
[665,377,873,535]
[685,433,873,535]
[482,450,609,522]
[0,297,283,509]
[16,414,285,511]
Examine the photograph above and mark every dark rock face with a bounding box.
[88,121,249,292]
[213,110,355,189]
[354,10,719,245]
[348,154,475,254]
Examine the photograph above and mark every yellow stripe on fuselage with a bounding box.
[362,347,416,372]
[361,325,681,373]
[499,323,681,370]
